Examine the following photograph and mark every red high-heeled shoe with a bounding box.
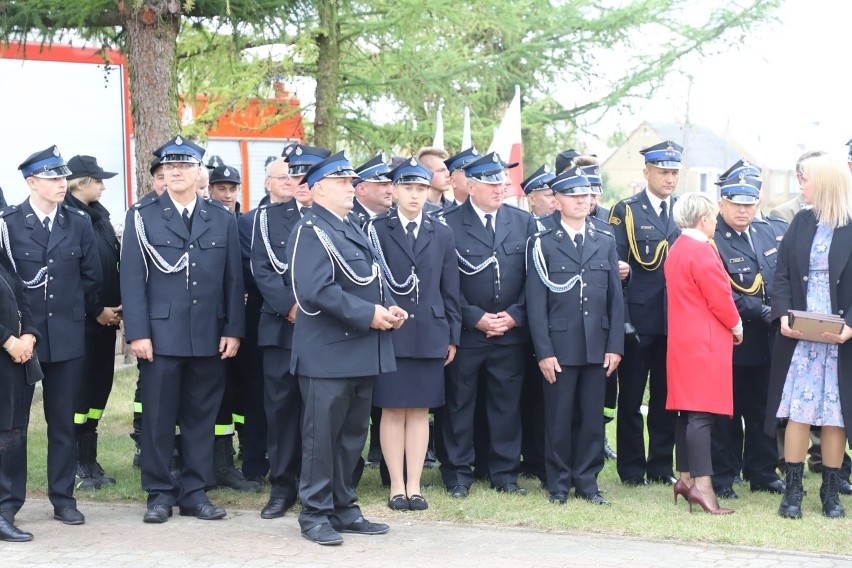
[673,478,690,505]
[687,484,734,515]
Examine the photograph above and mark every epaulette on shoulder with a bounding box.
[373,211,392,223]
[259,200,283,210]
[133,193,159,209]
[533,227,552,238]
[205,197,231,212]
[62,203,89,218]
[0,205,19,218]
[765,214,789,226]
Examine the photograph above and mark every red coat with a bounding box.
[665,234,740,416]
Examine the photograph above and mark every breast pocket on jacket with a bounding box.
[586,259,611,287]
[59,245,83,278]
[198,234,226,270]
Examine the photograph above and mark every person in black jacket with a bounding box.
[0,252,39,542]
[64,155,123,491]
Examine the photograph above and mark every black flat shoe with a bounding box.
[302,522,343,546]
[0,516,32,543]
[495,482,527,495]
[387,494,410,511]
[178,502,226,520]
[622,477,649,487]
[408,494,428,511]
[53,506,85,525]
[648,475,677,486]
[716,485,739,499]
[576,491,612,506]
[261,497,295,519]
[548,491,568,505]
[143,505,172,524]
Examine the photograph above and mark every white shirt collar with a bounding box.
[398,210,424,238]
[469,199,497,228]
[644,189,669,217]
[171,195,198,218]
[681,227,709,242]
[29,198,57,228]
[559,219,584,243]
[357,200,380,220]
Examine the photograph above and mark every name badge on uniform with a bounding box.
[640,225,655,231]
[763,247,777,257]
[729,257,745,264]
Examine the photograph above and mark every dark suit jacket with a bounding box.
[765,209,852,438]
[1,200,102,362]
[526,213,624,365]
[608,190,680,335]
[440,199,536,347]
[368,210,461,358]
[250,200,302,349]
[714,216,786,366]
[286,204,396,378]
[120,193,245,357]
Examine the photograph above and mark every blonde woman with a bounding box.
[768,155,852,519]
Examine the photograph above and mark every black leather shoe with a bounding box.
[448,485,469,498]
[143,505,172,524]
[53,506,85,525]
[548,491,568,505]
[302,523,343,546]
[576,491,612,506]
[408,494,428,511]
[495,482,527,495]
[178,502,226,520]
[716,485,739,499]
[0,509,15,525]
[0,516,32,542]
[387,494,410,511]
[337,516,390,535]
[648,475,677,486]
[751,480,786,494]
[622,477,649,487]
[260,497,295,519]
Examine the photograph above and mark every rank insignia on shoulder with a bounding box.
[554,229,564,240]
[609,217,621,226]
[729,257,745,263]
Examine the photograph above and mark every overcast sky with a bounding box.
[579,0,849,166]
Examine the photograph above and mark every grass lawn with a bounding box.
[23,366,852,556]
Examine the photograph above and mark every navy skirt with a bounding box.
[373,357,445,409]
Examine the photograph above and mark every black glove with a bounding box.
[760,305,773,325]
[624,322,640,344]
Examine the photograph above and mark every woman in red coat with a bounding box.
[665,193,742,514]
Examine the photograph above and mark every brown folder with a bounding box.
[788,310,846,343]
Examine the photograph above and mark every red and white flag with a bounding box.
[487,85,523,199]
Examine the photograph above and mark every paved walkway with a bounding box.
[2,500,850,567]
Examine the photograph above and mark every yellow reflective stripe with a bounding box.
[133,402,143,413]
[87,408,104,420]
[74,413,88,425]
[603,407,615,418]
[214,424,235,436]
[232,414,245,425]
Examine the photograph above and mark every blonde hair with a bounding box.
[67,177,94,193]
[802,155,852,228]
[416,147,449,161]
[672,192,717,229]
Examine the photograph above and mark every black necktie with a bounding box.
[741,230,755,254]
[484,213,495,245]
[406,221,417,251]
[182,208,193,232]
[300,206,309,217]
[574,232,583,257]
[659,200,668,226]
[42,217,51,234]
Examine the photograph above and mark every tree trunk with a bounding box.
[124,11,180,199]
[313,0,340,150]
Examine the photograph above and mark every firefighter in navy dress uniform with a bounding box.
[709,161,786,499]
[608,141,682,486]
[121,136,245,524]
[285,151,406,545]
[526,168,624,506]
[0,145,103,526]
[367,158,461,511]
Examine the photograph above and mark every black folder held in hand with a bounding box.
[788,310,846,343]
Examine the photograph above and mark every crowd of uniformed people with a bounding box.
[0,132,850,545]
